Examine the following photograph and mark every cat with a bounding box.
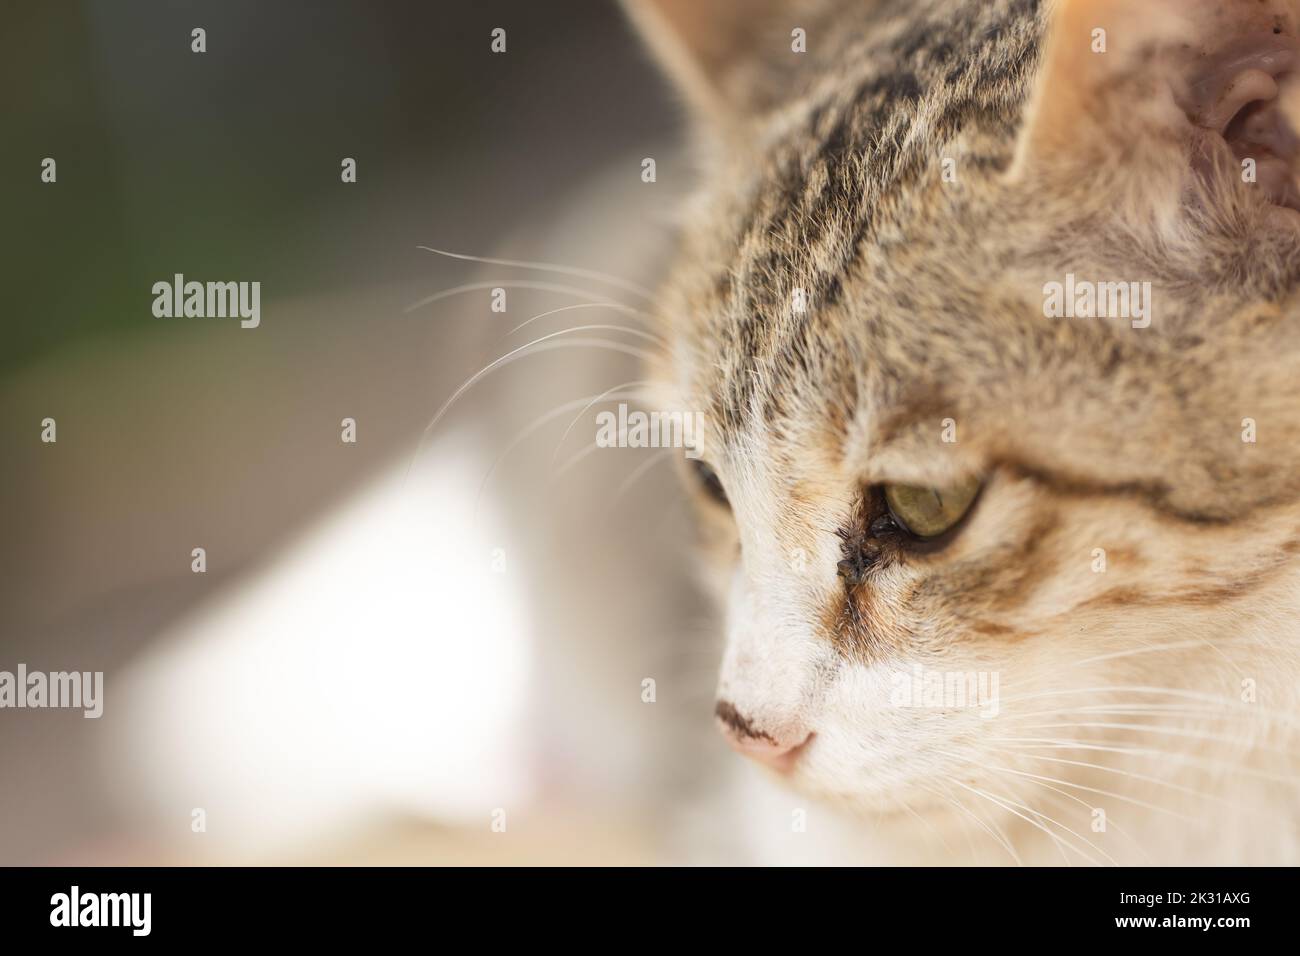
[624,0,1300,864]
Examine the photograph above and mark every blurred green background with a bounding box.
[2,0,676,371]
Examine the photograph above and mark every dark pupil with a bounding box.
[692,460,729,506]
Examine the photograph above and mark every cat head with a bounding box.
[629,0,1300,837]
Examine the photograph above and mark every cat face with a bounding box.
[634,0,1300,834]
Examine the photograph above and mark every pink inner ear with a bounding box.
[1182,33,1300,210]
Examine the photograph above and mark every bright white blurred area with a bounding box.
[108,435,535,861]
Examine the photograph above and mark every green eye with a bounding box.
[883,478,980,540]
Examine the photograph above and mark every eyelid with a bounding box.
[690,458,730,507]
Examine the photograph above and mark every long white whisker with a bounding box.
[893,793,958,860]
[553,380,655,465]
[611,449,675,504]
[975,750,1199,822]
[999,750,1248,809]
[916,783,1021,865]
[956,754,1149,868]
[949,778,1099,866]
[417,245,658,302]
[407,335,655,481]
[508,302,658,339]
[422,327,656,440]
[990,737,1300,787]
[958,791,1024,866]
[938,751,1090,865]
[1006,793,1119,867]
[996,687,1300,728]
[1007,703,1255,722]
[1070,641,1231,667]
[403,279,635,314]
[552,440,602,480]
[1028,785,1155,865]
[473,385,655,514]
[1005,721,1300,756]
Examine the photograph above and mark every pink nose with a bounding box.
[715,700,812,771]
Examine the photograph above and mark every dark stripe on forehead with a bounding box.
[711,0,1046,431]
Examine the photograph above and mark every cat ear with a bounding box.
[1011,0,1300,212]
[621,0,795,120]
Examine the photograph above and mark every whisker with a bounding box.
[1007,793,1119,867]
[949,778,1099,865]
[507,302,658,339]
[472,385,655,515]
[1005,721,1300,756]
[893,793,959,859]
[553,380,655,465]
[610,449,675,505]
[421,329,655,444]
[551,440,602,480]
[996,750,1250,809]
[935,752,1077,865]
[1007,703,1256,721]
[410,330,658,477]
[1069,640,1238,667]
[990,737,1300,787]
[974,750,1197,822]
[995,686,1300,726]
[1189,632,1250,679]
[940,790,984,864]
[402,279,637,315]
[916,782,1021,865]
[417,245,658,303]
[1028,785,1155,865]
[518,322,664,351]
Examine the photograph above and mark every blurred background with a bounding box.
[0,0,807,864]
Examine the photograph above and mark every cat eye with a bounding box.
[690,459,730,508]
[883,478,980,541]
